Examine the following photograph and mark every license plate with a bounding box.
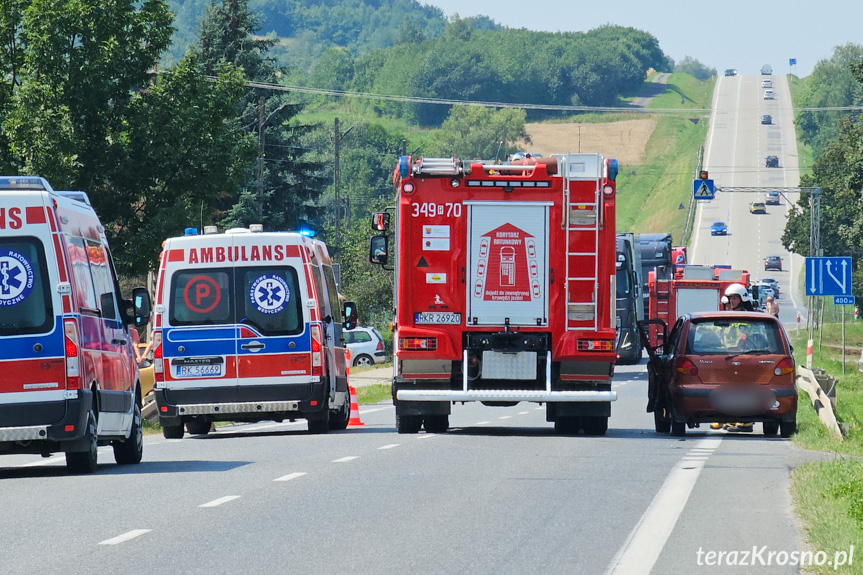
[415,312,462,325]
[175,363,224,378]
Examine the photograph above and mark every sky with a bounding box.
[422,0,861,78]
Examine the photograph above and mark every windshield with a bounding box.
[616,267,631,297]
[0,237,54,335]
[686,318,786,355]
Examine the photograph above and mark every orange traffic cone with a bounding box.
[345,348,351,376]
[347,385,364,427]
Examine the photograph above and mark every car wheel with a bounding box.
[654,408,671,433]
[671,419,686,437]
[353,354,373,367]
[762,421,780,436]
[780,419,796,438]
[423,414,449,433]
[396,414,423,434]
[162,423,184,439]
[66,410,98,474]
[582,416,608,436]
[113,401,143,464]
[185,418,211,435]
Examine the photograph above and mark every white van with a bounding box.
[761,64,773,75]
[152,227,357,436]
[0,176,151,473]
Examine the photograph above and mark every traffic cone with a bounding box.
[347,385,364,427]
[345,348,351,376]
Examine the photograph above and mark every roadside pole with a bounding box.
[842,303,846,374]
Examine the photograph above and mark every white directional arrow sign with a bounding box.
[805,257,852,296]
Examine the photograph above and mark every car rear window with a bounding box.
[687,318,786,355]
[0,237,54,335]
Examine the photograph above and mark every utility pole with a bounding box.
[256,97,265,222]
[333,117,356,257]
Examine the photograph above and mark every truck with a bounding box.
[646,265,750,348]
[615,233,643,364]
[370,154,620,435]
[637,233,673,307]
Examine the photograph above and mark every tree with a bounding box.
[429,106,528,160]
[674,56,716,81]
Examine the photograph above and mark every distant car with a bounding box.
[764,255,783,271]
[761,79,773,88]
[344,326,387,366]
[765,191,780,205]
[644,312,797,437]
[761,114,772,124]
[138,343,155,399]
[761,64,773,75]
[763,89,775,100]
[766,156,779,168]
[749,202,767,214]
[724,69,738,77]
[751,283,775,308]
[760,277,780,298]
[710,221,728,236]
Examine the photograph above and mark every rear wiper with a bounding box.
[725,349,772,360]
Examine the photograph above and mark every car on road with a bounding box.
[765,191,780,205]
[644,312,797,437]
[344,326,387,366]
[761,64,773,75]
[761,114,772,124]
[766,155,779,168]
[760,277,780,298]
[764,255,783,271]
[710,221,728,236]
[751,283,775,309]
[761,79,773,88]
[724,69,738,77]
[763,89,775,100]
[749,202,767,214]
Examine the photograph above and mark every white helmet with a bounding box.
[721,296,729,305]
[724,283,751,302]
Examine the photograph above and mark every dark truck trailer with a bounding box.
[615,234,643,364]
[638,233,673,308]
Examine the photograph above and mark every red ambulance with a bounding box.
[0,176,152,473]
[152,227,357,437]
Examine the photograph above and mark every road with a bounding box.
[0,75,816,575]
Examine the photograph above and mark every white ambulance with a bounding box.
[152,226,357,436]
[0,176,152,473]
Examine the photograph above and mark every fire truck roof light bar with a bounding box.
[396,390,617,402]
[413,157,463,176]
[466,180,550,188]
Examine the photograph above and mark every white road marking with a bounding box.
[498,416,512,420]
[604,437,722,575]
[15,456,64,468]
[535,407,544,410]
[98,529,151,546]
[273,472,307,482]
[199,495,241,508]
[332,456,359,463]
[475,421,491,425]
[378,444,400,450]
[518,411,529,415]
[417,434,436,440]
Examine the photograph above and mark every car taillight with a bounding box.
[399,337,437,351]
[311,325,323,376]
[577,339,615,351]
[675,357,699,376]
[63,319,80,390]
[774,357,795,376]
[152,331,164,382]
[376,339,384,351]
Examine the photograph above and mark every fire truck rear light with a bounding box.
[400,337,437,351]
[65,425,74,432]
[577,339,614,351]
[403,183,415,193]
[603,184,615,196]
[774,358,795,376]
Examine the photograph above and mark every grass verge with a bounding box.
[355,383,392,405]
[788,322,863,573]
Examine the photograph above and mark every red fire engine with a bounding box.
[370,153,619,435]
[647,265,751,347]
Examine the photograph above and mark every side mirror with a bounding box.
[751,285,760,300]
[132,286,152,329]
[371,212,390,232]
[343,301,358,331]
[369,235,388,266]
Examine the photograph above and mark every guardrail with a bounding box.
[796,366,844,439]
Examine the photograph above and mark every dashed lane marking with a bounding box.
[332,456,359,463]
[98,529,151,546]
[378,444,400,450]
[273,472,307,482]
[199,495,241,508]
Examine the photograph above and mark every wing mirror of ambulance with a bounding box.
[131,286,153,329]
[343,301,358,331]
[371,212,390,232]
[369,235,388,266]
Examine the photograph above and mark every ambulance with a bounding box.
[152,227,357,437]
[0,176,152,473]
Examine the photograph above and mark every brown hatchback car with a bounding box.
[643,312,797,437]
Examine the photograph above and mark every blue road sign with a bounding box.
[693,179,715,200]
[806,257,852,296]
[834,296,855,306]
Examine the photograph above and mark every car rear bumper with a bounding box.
[0,390,93,454]
[671,385,797,422]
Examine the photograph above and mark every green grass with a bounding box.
[616,74,714,241]
[355,383,392,405]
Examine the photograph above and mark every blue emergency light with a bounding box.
[184,227,198,236]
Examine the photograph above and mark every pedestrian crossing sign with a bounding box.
[693,179,715,200]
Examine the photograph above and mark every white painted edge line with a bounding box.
[99,529,151,546]
[475,421,491,425]
[359,406,395,416]
[498,416,512,420]
[417,434,436,440]
[199,495,241,508]
[535,407,544,410]
[332,456,359,463]
[378,444,400,450]
[604,437,722,575]
[518,411,529,415]
[274,472,307,482]
[15,455,64,468]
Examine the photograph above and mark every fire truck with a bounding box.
[370,153,619,435]
[646,265,751,348]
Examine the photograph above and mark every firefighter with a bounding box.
[724,283,755,312]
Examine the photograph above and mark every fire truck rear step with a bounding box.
[397,390,618,402]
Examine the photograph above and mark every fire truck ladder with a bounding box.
[561,154,602,331]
